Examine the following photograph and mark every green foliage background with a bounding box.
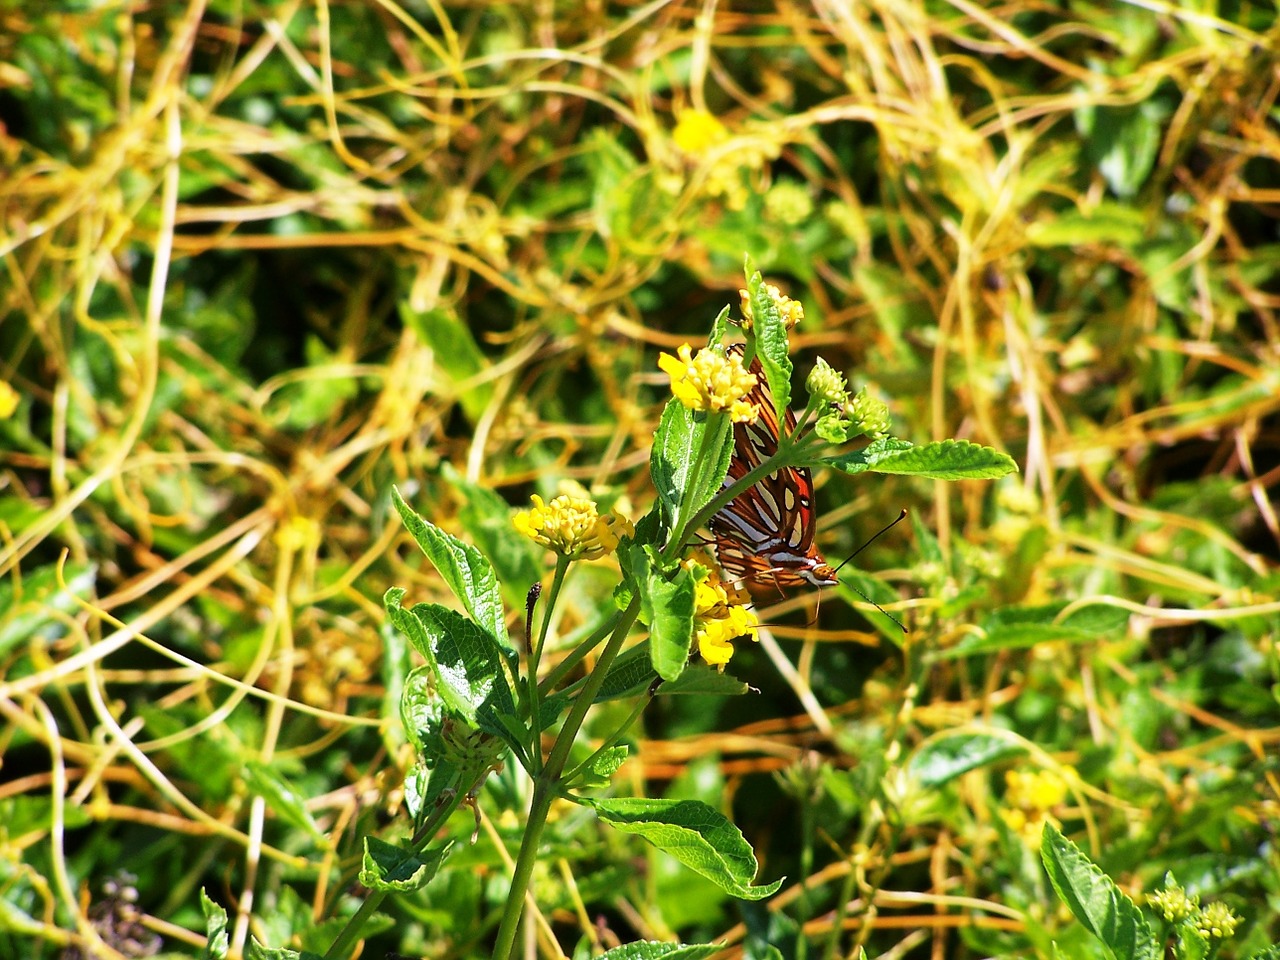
[1,1,1277,958]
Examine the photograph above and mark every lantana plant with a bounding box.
[205,266,1015,960]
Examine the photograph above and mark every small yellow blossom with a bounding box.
[845,388,891,440]
[673,109,729,156]
[513,495,633,561]
[1000,767,1073,845]
[658,344,759,423]
[0,380,18,419]
[684,553,759,669]
[806,357,848,408]
[1147,884,1198,923]
[1194,901,1240,940]
[739,283,804,330]
[764,180,814,226]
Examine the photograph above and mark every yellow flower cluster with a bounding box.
[1000,766,1072,844]
[739,283,804,330]
[513,495,633,560]
[806,357,849,408]
[685,555,759,669]
[658,344,760,423]
[1147,885,1198,923]
[672,109,728,155]
[671,109,780,210]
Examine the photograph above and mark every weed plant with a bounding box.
[0,2,1278,959]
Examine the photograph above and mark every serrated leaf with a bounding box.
[242,761,322,840]
[1041,824,1160,960]
[391,487,510,651]
[581,797,782,900]
[707,304,733,349]
[446,467,542,612]
[650,400,734,528]
[384,592,517,747]
[201,890,229,960]
[826,438,1017,480]
[359,837,452,893]
[634,550,695,682]
[594,942,724,960]
[907,734,1026,787]
[589,745,630,779]
[245,936,323,960]
[746,271,792,418]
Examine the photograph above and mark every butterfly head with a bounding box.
[801,562,838,587]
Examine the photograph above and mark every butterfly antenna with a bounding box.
[833,509,907,576]
[833,509,909,634]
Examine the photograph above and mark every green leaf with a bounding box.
[650,400,734,529]
[1178,928,1210,960]
[1026,203,1148,250]
[942,603,1129,658]
[245,939,303,960]
[201,890,230,960]
[707,304,733,349]
[447,467,543,612]
[398,666,469,815]
[581,797,782,901]
[746,270,792,418]
[0,562,97,658]
[577,745,630,787]
[658,664,749,697]
[907,734,1026,787]
[596,647,659,701]
[242,761,322,840]
[1040,824,1160,960]
[826,438,1017,480]
[1075,100,1164,198]
[383,591,518,745]
[593,942,724,960]
[391,487,510,651]
[359,837,452,892]
[636,551,695,682]
[400,304,492,422]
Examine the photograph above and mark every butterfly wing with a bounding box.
[709,347,837,590]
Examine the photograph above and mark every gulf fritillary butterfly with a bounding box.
[710,345,838,590]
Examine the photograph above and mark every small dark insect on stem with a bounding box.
[525,582,542,646]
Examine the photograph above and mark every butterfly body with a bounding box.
[710,347,838,591]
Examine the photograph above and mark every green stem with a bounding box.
[539,609,623,694]
[490,594,643,960]
[324,783,468,960]
[527,555,570,773]
[562,690,652,786]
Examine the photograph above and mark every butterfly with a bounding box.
[709,345,838,591]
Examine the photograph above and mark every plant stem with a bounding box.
[324,784,467,960]
[527,555,570,774]
[490,594,642,960]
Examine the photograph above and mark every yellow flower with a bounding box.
[658,344,759,423]
[0,381,18,419]
[673,109,728,156]
[513,495,633,560]
[684,554,759,669]
[999,766,1072,845]
[739,283,804,330]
